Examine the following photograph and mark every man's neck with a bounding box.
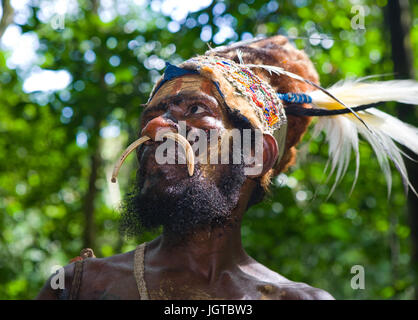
[144,179,255,282]
[151,221,247,281]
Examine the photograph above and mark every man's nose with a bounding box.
[140,115,178,140]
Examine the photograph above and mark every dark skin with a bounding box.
[36,76,334,300]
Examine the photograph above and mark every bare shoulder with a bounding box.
[240,257,335,300]
[36,250,137,300]
[268,280,335,300]
[36,261,76,299]
[76,250,139,299]
[81,249,135,276]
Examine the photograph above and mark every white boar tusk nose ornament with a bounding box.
[111,132,195,183]
[161,132,195,177]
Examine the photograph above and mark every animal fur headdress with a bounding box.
[113,35,418,196]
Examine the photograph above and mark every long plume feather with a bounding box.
[310,79,418,196]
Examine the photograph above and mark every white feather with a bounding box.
[244,64,307,83]
[311,79,418,196]
[236,49,244,65]
[310,79,418,108]
[362,108,418,154]
[313,115,359,196]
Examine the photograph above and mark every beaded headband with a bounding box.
[187,56,287,134]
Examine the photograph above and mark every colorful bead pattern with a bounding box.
[188,56,287,134]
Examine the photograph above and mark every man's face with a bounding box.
[137,75,232,194]
[120,75,247,238]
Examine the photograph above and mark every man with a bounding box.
[36,35,418,300]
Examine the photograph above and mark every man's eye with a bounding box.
[189,105,206,115]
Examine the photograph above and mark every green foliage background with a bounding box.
[0,0,417,299]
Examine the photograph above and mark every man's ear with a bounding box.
[245,133,278,178]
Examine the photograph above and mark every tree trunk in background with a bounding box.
[82,149,101,251]
[385,0,418,299]
[0,0,14,39]
[80,0,102,253]
[92,0,99,15]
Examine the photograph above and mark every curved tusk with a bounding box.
[162,132,195,176]
[111,136,151,183]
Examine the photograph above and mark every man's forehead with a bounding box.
[146,75,221,108]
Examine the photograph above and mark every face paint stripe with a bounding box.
[171,78,183,95]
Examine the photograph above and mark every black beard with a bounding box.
[119,163,246,240]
